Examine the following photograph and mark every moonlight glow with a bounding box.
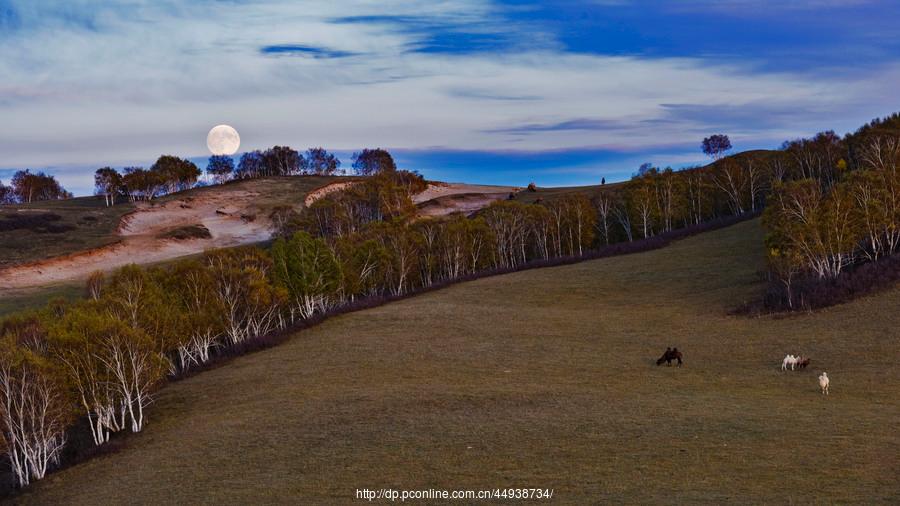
[207,125,240,156]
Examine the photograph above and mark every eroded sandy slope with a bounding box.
[0,188,273,290]
[414,182,519,217]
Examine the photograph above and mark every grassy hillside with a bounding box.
[0,196,134,269]
[512,182,621,204]
[14,218,899,504]
[512,149,779,204]
[0,176,338,269]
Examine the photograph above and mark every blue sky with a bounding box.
[1,0,899,195]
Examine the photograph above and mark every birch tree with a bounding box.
[0,336,74,487]
[594,192,613,245]
[272,232,342,320]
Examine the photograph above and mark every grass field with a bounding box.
[11,219,900,504]
[0,283,83,317]
[0,196,134,269]
[512,183,618,204]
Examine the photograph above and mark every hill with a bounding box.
[0,176,340,270]
[0,195,135,269]
[511,149,779,204]
[14,218,899,504]
[0,176,342,294]
[0,148,780,297]
[0,178,528,299]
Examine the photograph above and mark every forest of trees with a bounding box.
[762,113,900,309]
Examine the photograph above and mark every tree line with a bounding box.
[763,113,900,309]
[93,147,395,206]
[94,155,202,205]
[0,170,71,204]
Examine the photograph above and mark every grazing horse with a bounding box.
[656,347,683,367]
[797,357,810,369]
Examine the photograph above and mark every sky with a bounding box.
[1,0,899,196]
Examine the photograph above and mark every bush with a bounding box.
[158,224,212,240]
[760,251,900,312]
[0,213,74,233]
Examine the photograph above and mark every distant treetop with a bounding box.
[352,148,397,176]
[702,134,732,161]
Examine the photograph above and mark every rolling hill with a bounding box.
[0,148,779,300]
[0,177,524,297]
[0,176,340,272]
[510,149,779,205]
[13,218,899,504]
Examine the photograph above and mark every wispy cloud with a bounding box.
[260,45,359,58]
[0,0,898,194]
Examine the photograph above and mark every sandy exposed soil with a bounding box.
[416,192,512,217]
[0,189,274,290]
[303,181,360,207]
[413,182,519,205]
[303,180,519,218]
[414,182,518,218]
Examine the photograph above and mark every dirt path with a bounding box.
[0,189,273,290]
[303,181,359,207]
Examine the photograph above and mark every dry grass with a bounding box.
[0,197,133,268]
[511,150,781,205]
[512,183,619,204]
[12,219,900,504]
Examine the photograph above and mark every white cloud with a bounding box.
[0,0,896,171]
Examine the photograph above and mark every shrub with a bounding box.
[158,224,212,240]
[0,213,74,233]
[760,251,900,312]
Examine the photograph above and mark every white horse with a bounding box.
[782,354,799,371]
[819,372,829,395]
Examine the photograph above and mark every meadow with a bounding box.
[10,219,900,504]
[0,196,133,269]
[512,183,615,204]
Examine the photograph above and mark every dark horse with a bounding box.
[656,347,683,367]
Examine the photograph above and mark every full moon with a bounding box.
[207,124,240,155]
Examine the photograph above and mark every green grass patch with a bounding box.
[0,283,83,317]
